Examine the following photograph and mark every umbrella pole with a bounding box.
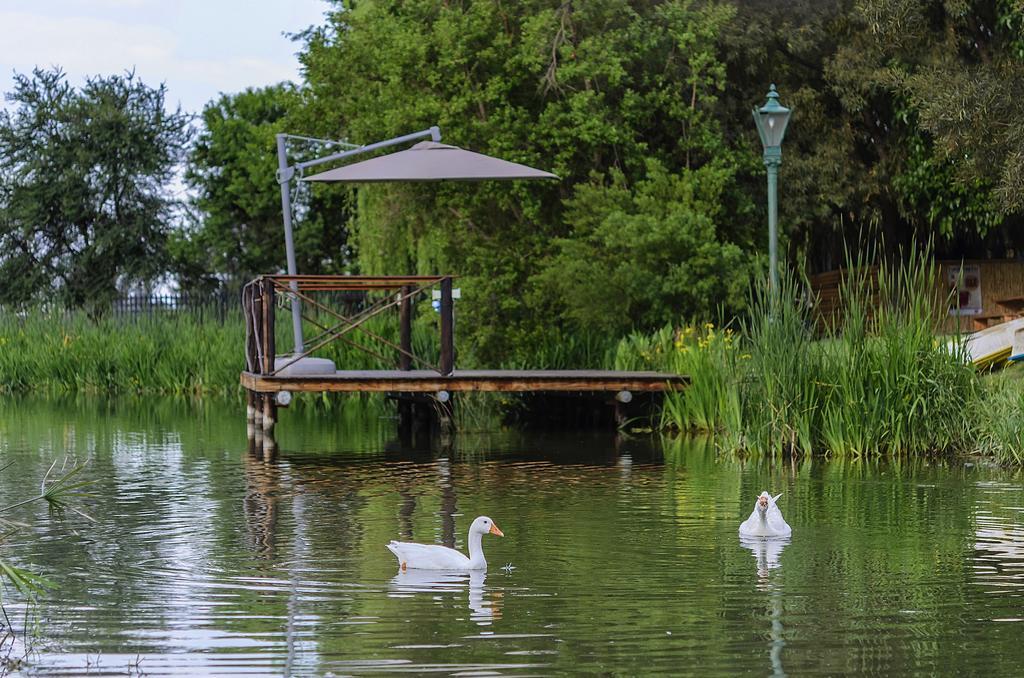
[276,133,305,355]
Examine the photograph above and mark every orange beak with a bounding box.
[489,523,504,537]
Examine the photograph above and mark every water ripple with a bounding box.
[2,408,1024,675]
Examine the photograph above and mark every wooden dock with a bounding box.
[240,274,687,448]
[241,369,687,393]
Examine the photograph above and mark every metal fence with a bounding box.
[110,291,236,323]
[109,289,369,324]
[0,289,374,324]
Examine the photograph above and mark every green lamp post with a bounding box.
[752,84,792,296]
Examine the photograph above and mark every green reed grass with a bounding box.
[614,323,742,434]
[971,370,1024,465]
[813,256,977,457]
[620,248,996,459]
[0,311,243,396]
[0,305,442,398]
[499,328,618,370]
[9,265,1024,464]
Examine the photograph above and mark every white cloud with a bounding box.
[0,2,324,112]
[0,11,176,77]
[172,56,295,93]
[65,0,157,9]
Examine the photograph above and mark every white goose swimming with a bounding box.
[387,516,504,571]
[739,491,791,538]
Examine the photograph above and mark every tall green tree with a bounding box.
[831,0,1024,241]
[0,68,190,311]
[535,0,752,334]
[299,0,756,360]
[293,0,1024,360]
[540,160,748,334]
[177,84,355,291]
[741,0,1024,264]
[844,0,1024,210]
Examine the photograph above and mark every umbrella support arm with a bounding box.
[278,126,443,182]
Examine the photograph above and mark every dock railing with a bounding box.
[241,274,456,377]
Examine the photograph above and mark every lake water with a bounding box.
[1,397,1024,675]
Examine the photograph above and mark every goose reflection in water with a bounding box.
[739,536,790,579]
[739,536,789,677]
[389,569,502,625]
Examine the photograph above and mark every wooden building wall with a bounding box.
[808,260,1024,333]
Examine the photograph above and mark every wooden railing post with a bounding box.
[251,284,263,372]
[399,284,412,371]
[440,276,454,376]
[261,278,276,374]
[243,285,257,373]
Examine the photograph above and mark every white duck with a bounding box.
[387,516,504,571]
[739,491,791,538]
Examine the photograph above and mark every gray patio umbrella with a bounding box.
[275,129,557,360]
[302,141,558,183]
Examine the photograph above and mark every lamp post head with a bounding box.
[752,84,791,154]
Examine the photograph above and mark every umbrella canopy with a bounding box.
[302,141,558,183]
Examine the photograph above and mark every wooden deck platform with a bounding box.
[240,276,687,441]
[240,369,687,393]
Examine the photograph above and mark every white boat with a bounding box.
[951,317,1024,369]
[1011,323,1024,364]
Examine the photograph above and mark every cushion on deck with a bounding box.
[272,356,337,376]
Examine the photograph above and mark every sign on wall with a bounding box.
[947,263,982,316]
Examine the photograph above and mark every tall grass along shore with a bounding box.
[618,254,1024,463]
[0,308,440,398]
[3,256,1023,464]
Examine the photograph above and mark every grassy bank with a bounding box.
[0,308,505,431]
[0,312,244,396]
[4,257,1022,464]
[616,255,1024,463]
[0,308,442,397]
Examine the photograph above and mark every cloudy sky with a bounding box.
[0,0,330,113]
